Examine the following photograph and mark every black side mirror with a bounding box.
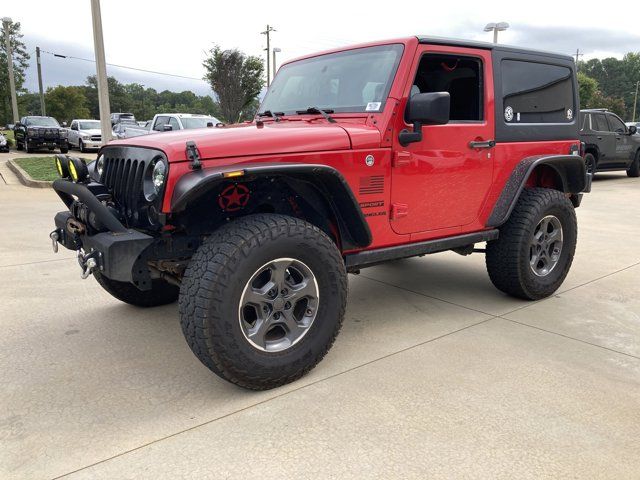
[629,125,637,135]
[206,122,214,128]
[163,124,173,131]
[399,92,450,146]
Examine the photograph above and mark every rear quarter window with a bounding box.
[501,60,575,124]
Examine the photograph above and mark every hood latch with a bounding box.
[186,141,202,170]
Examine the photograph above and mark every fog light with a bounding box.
[68,157,89,183]
[55,155,70,179]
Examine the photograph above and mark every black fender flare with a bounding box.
[170,162,372,250]
[487,154,588,228]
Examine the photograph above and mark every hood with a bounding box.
[109,120,381,161]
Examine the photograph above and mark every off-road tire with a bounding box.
[627,150,640,177]
[179,214,348,390]
[584,153,597,176]
[93,271,179,307]
[486,188,577,300]
[16,141,23,151]
[60,144,69,154]
[26,144,34,153]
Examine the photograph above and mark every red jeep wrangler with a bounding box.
[50,36,589,390]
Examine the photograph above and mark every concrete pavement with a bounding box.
[1,151,639,479]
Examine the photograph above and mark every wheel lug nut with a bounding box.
[273,312,281,320]
[263,306,269,313]
[281,289,287,295]
[306,308,313,315]
[284,301,291,310]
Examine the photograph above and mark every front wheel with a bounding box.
[486,188,577,300]
[59,144,69,154]
[627,150,640,177]
[94,271,179,307]
[179,214,348,390]
[79,140,86,153]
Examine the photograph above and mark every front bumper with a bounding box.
[81,139,102,149]
[51,178,155,286]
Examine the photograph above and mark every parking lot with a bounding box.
[1,151,639,479]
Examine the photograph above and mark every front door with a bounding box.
[390,46,495,235]
[591,113,616,167]
[607,113,634,165]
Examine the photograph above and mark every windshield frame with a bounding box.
[259,43,404,116]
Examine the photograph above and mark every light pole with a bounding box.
[2,17,20,124]
[272,47,281,81]
[484,22,509,44]
[90,0,113,143]
[261,25,276,87]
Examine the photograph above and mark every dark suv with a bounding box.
[14,116,69,153]
[580,109,640,177]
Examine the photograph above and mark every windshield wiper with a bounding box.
[295,107,336,123]
[257,110,284,118]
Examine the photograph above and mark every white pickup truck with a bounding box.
[112,113,222,139]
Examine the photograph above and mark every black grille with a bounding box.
[91,135,101,141]
[101,156,147,222]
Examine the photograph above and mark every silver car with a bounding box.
[68,119,103,152]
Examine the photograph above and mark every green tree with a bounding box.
[45,86,90,123]
[203,46,264,123]
[0,20,30,124]
[578,72,598,109]
[18,92,42,116]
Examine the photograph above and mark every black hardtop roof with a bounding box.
[417,35,575,62]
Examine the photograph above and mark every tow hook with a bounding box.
[77,250,101,279]
[49,230,60,253]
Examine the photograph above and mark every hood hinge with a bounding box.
[186,141,202,170]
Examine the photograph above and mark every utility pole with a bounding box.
[2,18,20,124]
[574,49,583,71]
[90,0,112,143]
[261,25,275,87]
[36,46,46,115]
[633,80,639,123]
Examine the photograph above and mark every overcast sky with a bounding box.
[4,0,640,97]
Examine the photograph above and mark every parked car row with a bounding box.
[1,112,221,154]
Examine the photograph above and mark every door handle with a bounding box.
[597,136,602,140]
[469,140,495,149]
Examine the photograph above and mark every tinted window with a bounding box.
[153,116,169,131]
[593,114,609,132]
[607,115,626,133]
[25,117,60,127]
[412,54,483,121]
[181,117,220,129]
[260,44,403,114]
[579,113,590,131]
[501,60,574,123]
[169,117,180,131]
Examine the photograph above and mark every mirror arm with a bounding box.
[398,121,423,147]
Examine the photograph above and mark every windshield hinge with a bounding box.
[185,141,202,170]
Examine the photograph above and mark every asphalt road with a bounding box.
[1,151,639,479]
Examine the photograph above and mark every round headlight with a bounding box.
[152,160,166,194]
[96,155,105,177]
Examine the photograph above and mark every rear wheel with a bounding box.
[179,214,348,390]
[627,150,640,177]
[584,153,597,176]
[486,188,577,300]
[93,271,179,307]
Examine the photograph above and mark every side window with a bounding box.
[579,113,590,131]
[153,116,169,131]
[593,114,609,132]
[607,115,626,134]
[501,60,574,124]
[169,117,180,131]
[411,53,483,122]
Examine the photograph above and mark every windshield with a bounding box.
[79,121,100,130]
[259,44,404,115]
[25,117,60,127]
[181,117,220,129]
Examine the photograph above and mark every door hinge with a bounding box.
[186,141,202,170]
[390,203,409,219]
[393,151,412,167]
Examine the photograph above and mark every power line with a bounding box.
[39,49,207,82]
